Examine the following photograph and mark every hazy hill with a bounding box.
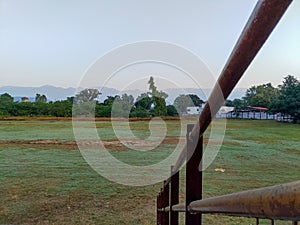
[0,85,246,103]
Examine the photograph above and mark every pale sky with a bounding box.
[0,0,299,90]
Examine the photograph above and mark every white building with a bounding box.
[186,106,202,115]
[216,106,234,118]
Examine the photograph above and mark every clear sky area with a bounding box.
[0,0,299,90]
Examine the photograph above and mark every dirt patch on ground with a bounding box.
[0,139,78,150]
[0,137,240,151]
[0,116,181,122]
[0,138,182,151]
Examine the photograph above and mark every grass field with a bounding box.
[0,118,299,224]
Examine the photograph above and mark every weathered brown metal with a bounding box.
[162,182,170,225]
[197,0,292,135]
[188,181,300,220]
[170,166,179,225]
[157,193,162,225]
[172,0,292,173]
[186,124,203,224]
[172,203,186,212]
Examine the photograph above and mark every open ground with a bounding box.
[0,118,299,224]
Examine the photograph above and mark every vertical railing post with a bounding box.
[157,192,162,225]
[186,124,203,225]
[156,193,160,225]
[170,166,179,225]
[162,181,170,225]
[256,218,259,225]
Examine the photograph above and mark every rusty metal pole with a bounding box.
[256,218,260,225]
[157,192,162,225]
[196,0,293,135]
[170,166,179,225]
[172,0,292,174]
[162,182,170,225]
[189,181,300,220]
[186,124,203,225]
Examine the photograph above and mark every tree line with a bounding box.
[0,75,299,121]
[225,75,300,123]
[0,77,203,118]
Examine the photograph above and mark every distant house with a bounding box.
[21,97,29,102]
[216,106,234,118]
[186,106,202,115]
[226,106,277,120]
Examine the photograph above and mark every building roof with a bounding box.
[248,106,268,111]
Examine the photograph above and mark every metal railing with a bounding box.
[156,0,300,224]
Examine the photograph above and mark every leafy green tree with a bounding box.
[225,98,247,109]
[134,93,152,110]
[148,76,168,99]
[188,94,205,107]
[35,93,47,103]
[166,105,178,116]
[271,75,300,123]
[103,96,117,106]
[225,99,233,107]
[48,100,72,117]
[174,95,191,114]
[111,94,135,117]
[243,83,278,108]
[147,76,168,116]
[73,89,101,117]
[74,88,101,103]
[0,93,13,104]
[173,94,204,115]
[152,96,167,116]
[95,104,111,117]
[129,108,150,118]
[0,93,14,115]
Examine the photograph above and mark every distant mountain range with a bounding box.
[0,85,246,103]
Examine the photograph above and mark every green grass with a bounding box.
[0,118,299,224]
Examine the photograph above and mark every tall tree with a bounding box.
[147,76,168,116]
[0,93,13,104]
[173,94,204,114]
[188,94,205,107]
[148,76,168,99]
[226,98,247,109]
[243,83,278,108]
[111,94,135,117]
[0,93,14,116]
[271,75,300,123]
[35,93,47,103]
[74,88,101,103]
[135,93,152,110]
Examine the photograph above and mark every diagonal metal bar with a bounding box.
[172,0,292,173]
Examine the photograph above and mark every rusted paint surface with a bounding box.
[170,166,179,225]
[162,183,170,225]
[186,124,202,224]
[172,203,186,212]
[157,193,162,225]
[188,181,300,220]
